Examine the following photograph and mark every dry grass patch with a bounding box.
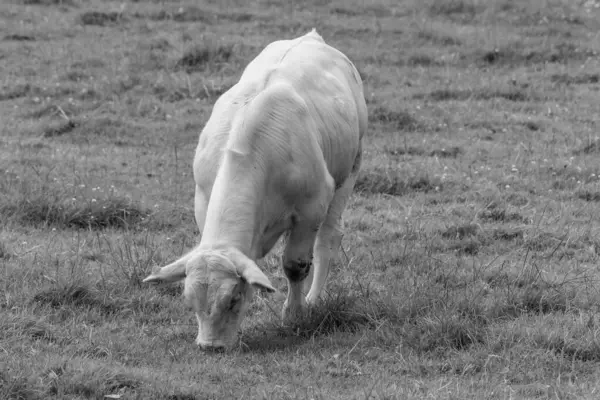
[41,119,80,138]
[577,190,600,202]
[175,41,236,73]
[368,105,424,132]
[43,363,141,399]
[3,34,36,41]
[479,206,529,224]
[134,6,214,23]
[551,73,599,85]
[32,284,119,315]
[0,370,37,400]
[355,167,443,196]
[414,87,537,102]
[22,0,75,5]
[427,0,484,21]
[416,29,462,46]
[79,11,126,26]
[152,79,233,102]
[573,139,600,155]
[478,42,597,66]
[0,314,59,343]
[0,241,12,260]
[0,183,150,230]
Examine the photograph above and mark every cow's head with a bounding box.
[142,247,276,350]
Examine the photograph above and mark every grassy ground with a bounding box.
[2,0,600,398]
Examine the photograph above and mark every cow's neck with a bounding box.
[199,150,264,260]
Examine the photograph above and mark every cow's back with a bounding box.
[194,30,367,196]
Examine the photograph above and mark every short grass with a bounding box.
[2,0,600,398]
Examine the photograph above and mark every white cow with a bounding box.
[143,29,368,349]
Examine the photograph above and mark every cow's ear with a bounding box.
[226,248,276,293]
[143,259,187,284]
[240,261,276,293]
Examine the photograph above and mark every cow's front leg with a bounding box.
[281,222,319,321]
[305,168,358,306]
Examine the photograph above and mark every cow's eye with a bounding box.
[229,292,242,310]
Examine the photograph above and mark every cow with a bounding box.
[142,29,368,350]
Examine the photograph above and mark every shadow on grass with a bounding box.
[240,286,395,352]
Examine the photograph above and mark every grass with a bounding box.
[1,0,600,398]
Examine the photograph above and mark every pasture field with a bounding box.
[2,0,600,398]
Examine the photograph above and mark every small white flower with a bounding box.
[91,199,97,202]
[505,185,510,189]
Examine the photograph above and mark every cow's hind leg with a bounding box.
[305,156,360,306]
